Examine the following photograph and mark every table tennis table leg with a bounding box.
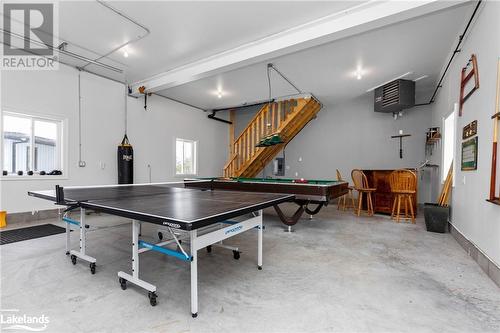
[68,208,97,274]
[190,229,198,318]
[80,208,86,256]
[258,210,263,270]
[118,220,157,306]
[65,217,70,255]
[132,220,139,280]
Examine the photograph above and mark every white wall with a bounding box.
[428,2,500,266]
[233,95,433,203]
[127,94,228,184]
[1,65,227,213]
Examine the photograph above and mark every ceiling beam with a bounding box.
[130,0,466,96]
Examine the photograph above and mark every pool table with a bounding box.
[185,177,348,229]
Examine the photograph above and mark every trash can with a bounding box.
[424,203,449,233]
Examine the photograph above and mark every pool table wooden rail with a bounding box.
[185,178,348,227]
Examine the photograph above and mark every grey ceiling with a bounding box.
[156,3,473,110]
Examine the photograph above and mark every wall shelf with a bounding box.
[425,127,441,156]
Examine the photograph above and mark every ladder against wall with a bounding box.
[224,95,322,178]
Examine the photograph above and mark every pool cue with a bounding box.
[490,58,500,201]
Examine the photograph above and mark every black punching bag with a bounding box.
[118,135,133,184]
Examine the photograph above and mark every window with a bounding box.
[2,112,64,176]
[442,106,456,182]
[175,138,197,176]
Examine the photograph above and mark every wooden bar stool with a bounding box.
[351,169,376,216]
[336,169,355,211]
[389,170,417,223]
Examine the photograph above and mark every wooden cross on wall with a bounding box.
[391,134,411,159]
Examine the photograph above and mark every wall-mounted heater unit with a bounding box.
[374,79,415,113]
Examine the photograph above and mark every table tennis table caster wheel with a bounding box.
[158,232,163,240]
[70,254,77,265]
[206,245,212,253]
[258,266,262,270]
[192,313,198,318]
[233,250,240,260]
[119,277,127,290]
[90,263,96,274]
[148,292,157,306]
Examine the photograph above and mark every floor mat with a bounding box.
[1,224,65,245]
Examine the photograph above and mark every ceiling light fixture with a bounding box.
[123,51,129,58]
[355,66,363,80]
[414,75,429,81]
[366,71,414,92]
[217,90,222,99]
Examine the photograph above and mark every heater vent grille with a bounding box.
[374,79,415,113]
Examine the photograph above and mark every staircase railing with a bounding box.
[223,96,320,177]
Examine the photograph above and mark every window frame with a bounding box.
[174,137,198,177]
[1,109,68,180]
[441,103,458,186]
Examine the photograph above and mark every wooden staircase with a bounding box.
[224,95,322,178]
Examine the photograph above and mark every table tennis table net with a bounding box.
[60,184,189,202]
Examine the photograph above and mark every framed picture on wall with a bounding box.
[461,137,478,171]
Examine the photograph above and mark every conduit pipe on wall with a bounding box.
[0,28,123,73]
[80,0,151,70]
[415,0,483,106]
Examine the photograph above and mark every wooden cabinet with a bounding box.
[362,169,418,215]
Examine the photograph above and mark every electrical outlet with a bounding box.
[462,176,466,185]
[286,165,290,170]
[295,172,299,177]
[298,157,302,162]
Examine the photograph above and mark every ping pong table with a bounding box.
[28,182,292,318]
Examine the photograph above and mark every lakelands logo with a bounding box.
[2,2,59,70]
[1,309,50,331]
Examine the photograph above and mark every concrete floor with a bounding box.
[1,204,499,333]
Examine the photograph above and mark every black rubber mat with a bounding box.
[0,224,65,245]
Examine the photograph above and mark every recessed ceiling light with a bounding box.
[123,51,129,58]
[355,66,363,80]
[216,88,223,98]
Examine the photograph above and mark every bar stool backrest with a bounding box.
[336,169,343,182]
[351,169,369,190]
[389,169,417,192]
